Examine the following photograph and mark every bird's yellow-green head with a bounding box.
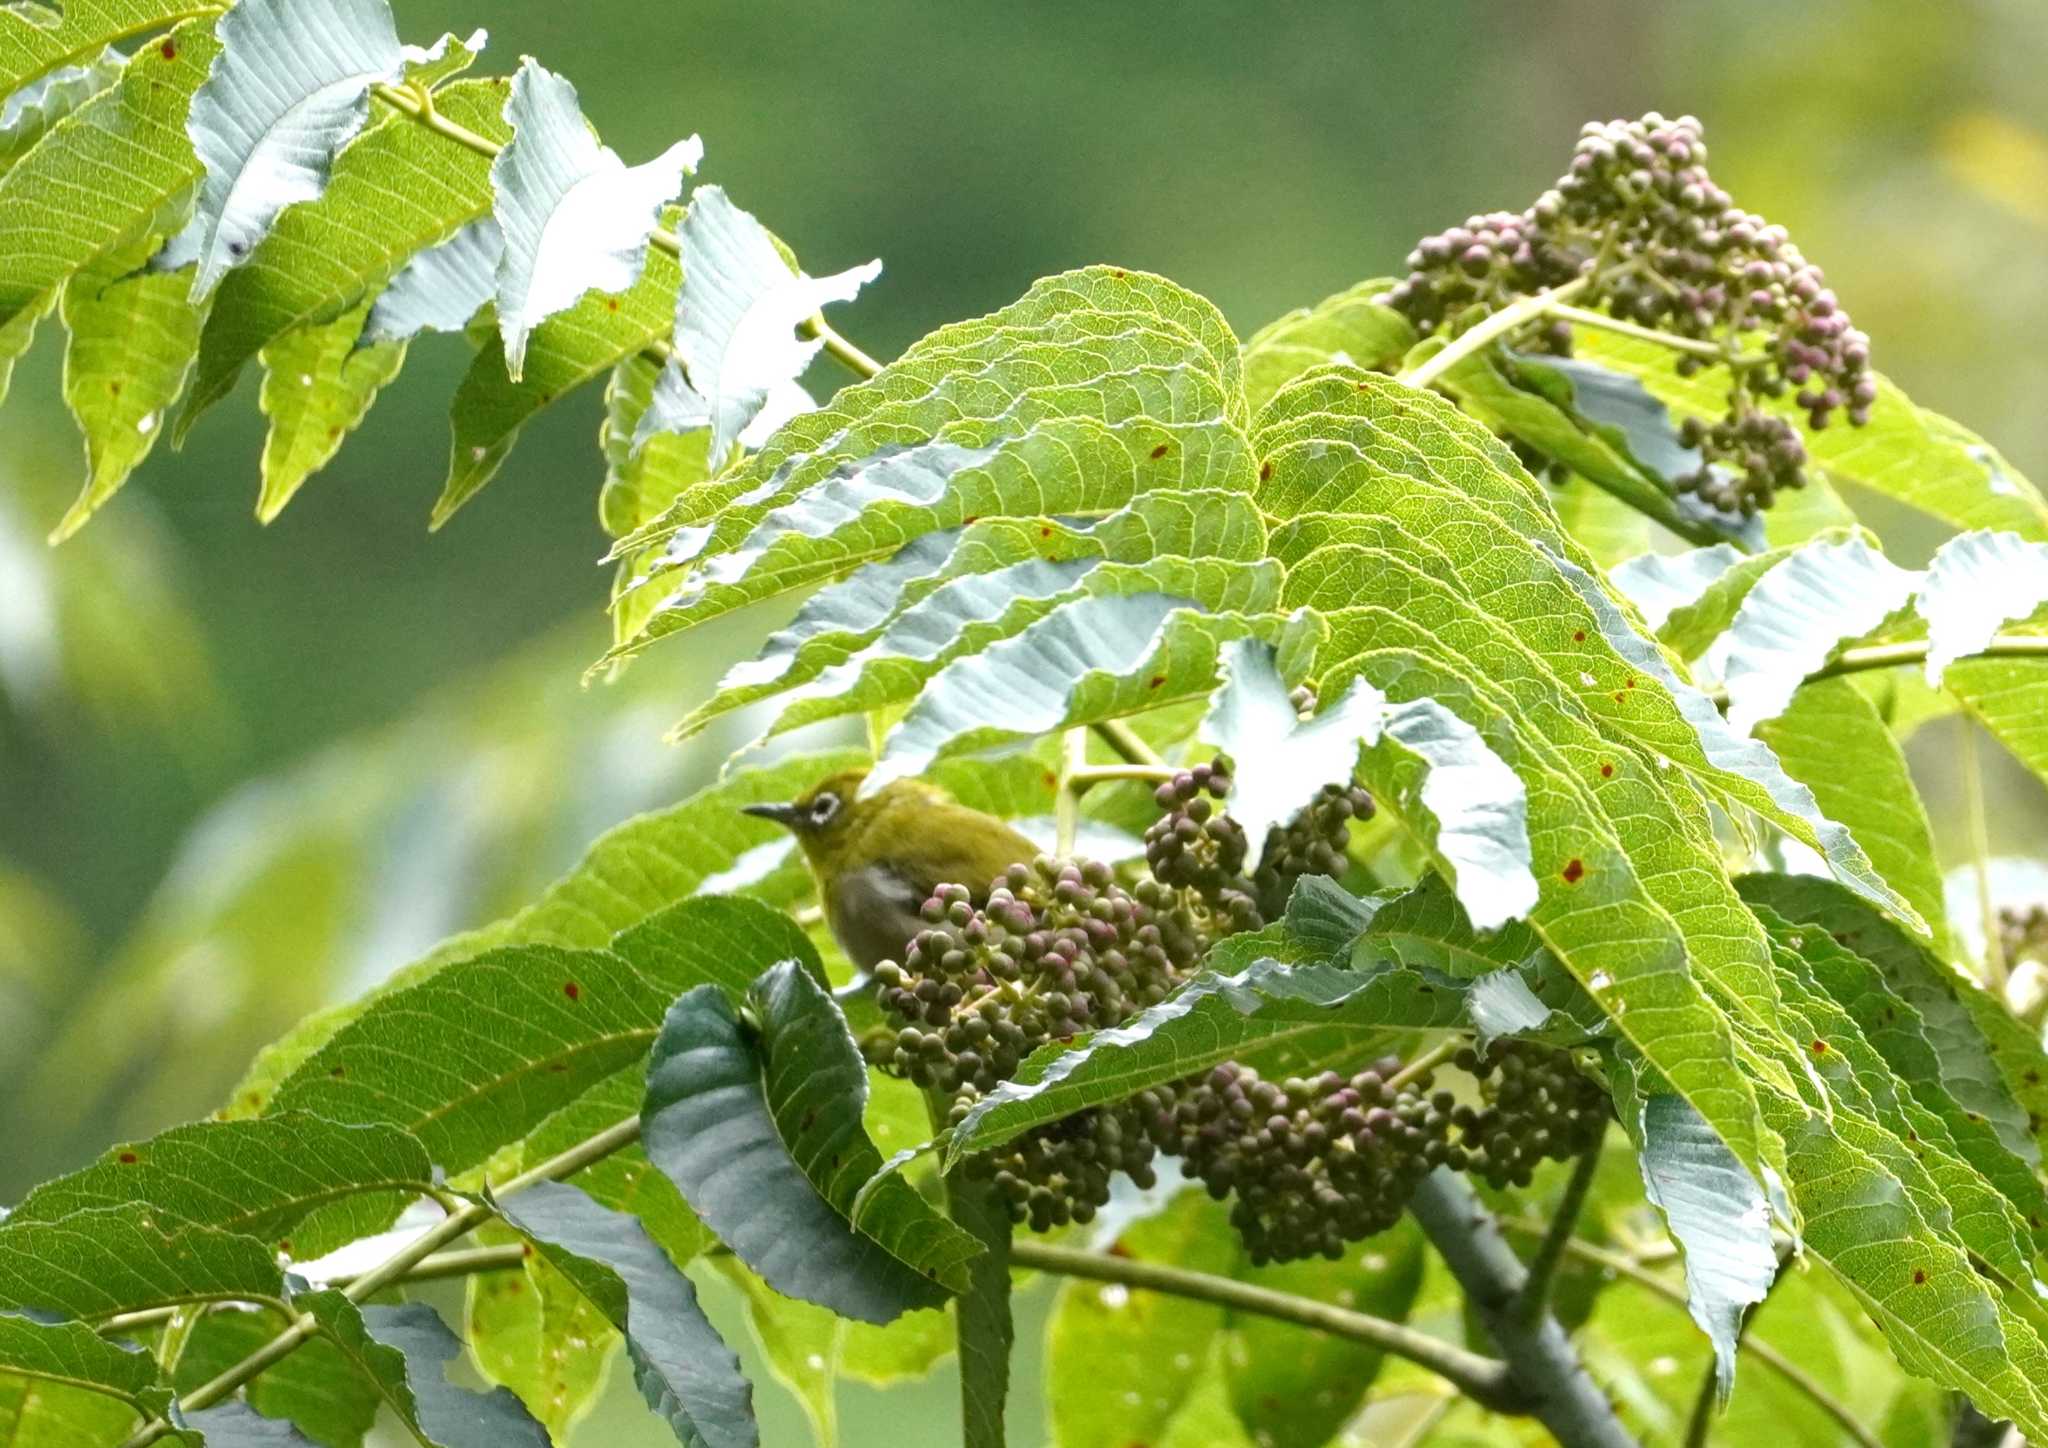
[740,769,897,880]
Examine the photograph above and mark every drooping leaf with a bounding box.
[227,749,866,1113]
[869,595,1312,793]
[0,45,122,170]
[270,896,818,1176]
[52,231,206,540]
[637,185,876,468]
[0,0,186,95]
[496,1181,756,1448]
[183,1400,324,1447]
[172,0,477,299]
[1641,536,1846,664]
[360,216,501,345]
[0,284,52,405]
[436,227,678,526]
[254,301,404,520]
[295,1293,550,1448]
[639,982,956,1324]
[0,19,214,326]
[1240,278,1414,413]
[1918,528,2048,683]
[179,76,507,437]
[0,1311,170,1436]
[1720,535,1922,736]
[1608,544,1745,633]
[489,58,697,379]
[464,1221,617,1442]
[0,1205,283,1319]
[1571,333,2048,542]
[1203,637,1537,929]
[1756,677,1951,952]
[947,958,1467,1164]
[5,1114,432,1260]
[1630,1092,1779,1403]
[1739,873,2043,1167]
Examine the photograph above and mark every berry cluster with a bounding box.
[873,859,1198,1097]
[1144,758,1262,934]
[1252,783,1376,921]
[965,1096,1160,1233]
[1144,1059,1452,1265]
[1384,112,1872,515]
[1451,1041,1611,1190]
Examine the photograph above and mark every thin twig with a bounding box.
[1090,718,1166,768]
[1493,1222,1883,1448]
[1515,1141,1602,1327]
[1008,1239,1530,1414]
[1397,277,1591,391]
[1054,729,1087,857]
[1962,720,2006,990]
[1702,635,2048,710]
[1544,303,1760,366]
[1386,1038,1460,1093]
[116,1119,643,1448]
[1069,763,1178,789]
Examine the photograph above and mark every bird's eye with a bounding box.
[810,792,841,825]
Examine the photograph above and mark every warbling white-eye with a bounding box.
[743,769,1039,972]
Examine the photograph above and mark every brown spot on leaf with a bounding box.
[1259,461,1273,482]
[1572,629,1586,643]
[1148,442,1169,459]
[1112,268,1126,279]
[563,981,581,1001]
[606,298,619,312]
[1599,762,1614,778]
[109,380,121,396]
[1148,674,1166,689]
[1561,859,1585,884]
[1106,1241,1132,1258]
[1912,1269,1927,1285]
[118,1152,139,1165]
[159,39,177,59]
[1040,525,1052,538]
[1625,677,1636,690]
[330,1066,346,1079]
[1811,1039,1827,1056]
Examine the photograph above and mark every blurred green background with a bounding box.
[2,1,2046,1436]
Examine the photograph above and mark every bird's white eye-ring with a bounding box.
[810,792,841,825]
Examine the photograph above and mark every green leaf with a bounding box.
[226,749,866,1114]
[0,1205,283,1319]
[360,216,499,345]
[641,981,955,1323]
[177,1306,382,1448]
[271,895,819,1175]
[870,595,1310,791]
[52,233,206,540]
[0,0,187,94]
[0,284,53,405]
[748,962,982,1288]
[0,45,123,171]
[600,351,712,537]
[610,264,1251,658]
[1608,544,1745,633]
[295,1292,549,1448]
[1225,1221,1427,1448]
[171,0,459,299]
[464,1222,617,1442]
[0,1369,140,1448]
[1239,278,1414,414]
[1629,1093,1779,1402]
[437,229,678,526]
[496,1181,757,1448]
[253,301,404,520]
[1739,873,2043,1168]
[639,184,875,468]
[184,1400,323,1446]
[1756,678,1951,952]
[1920,529,2048,681]
[948,958,1468,1164]
[5,1114,432,1260]
[1203,637,1537,929]
[1046,1190,1236,1448]
[489,58,696,379]
[180,77,508,438]
[1721,536,1922,735]
[1571,333,2048,542]
[0,19,216,328]
[0,1312,169,1421]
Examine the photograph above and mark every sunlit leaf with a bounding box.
[0,45,121,170]
[255,301,404,520]
[0,1312,169,1422]
[1240,278,1413,413]
[1919,528,2048,683]
[490,58,697,379]
[360,216,500,346]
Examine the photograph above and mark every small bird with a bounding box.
[742,769,1039,973]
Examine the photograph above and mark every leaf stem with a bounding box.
[1055,728,1087,857]
[114,1118,643,1448]
[1007,1239,1532,1414]
[1703,634,2048,709]
[1493,1220,1883,1448]
[1386,1038,1459,1093]
[1514,1140,1602,1328]
[1407,1169,1638,1448]
[1397,277,1591,391]
[1543,303,1759,366]
[1090,718,1167,768]
[1068,763,1178,788]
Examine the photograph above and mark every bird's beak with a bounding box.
[741,801,805,828]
